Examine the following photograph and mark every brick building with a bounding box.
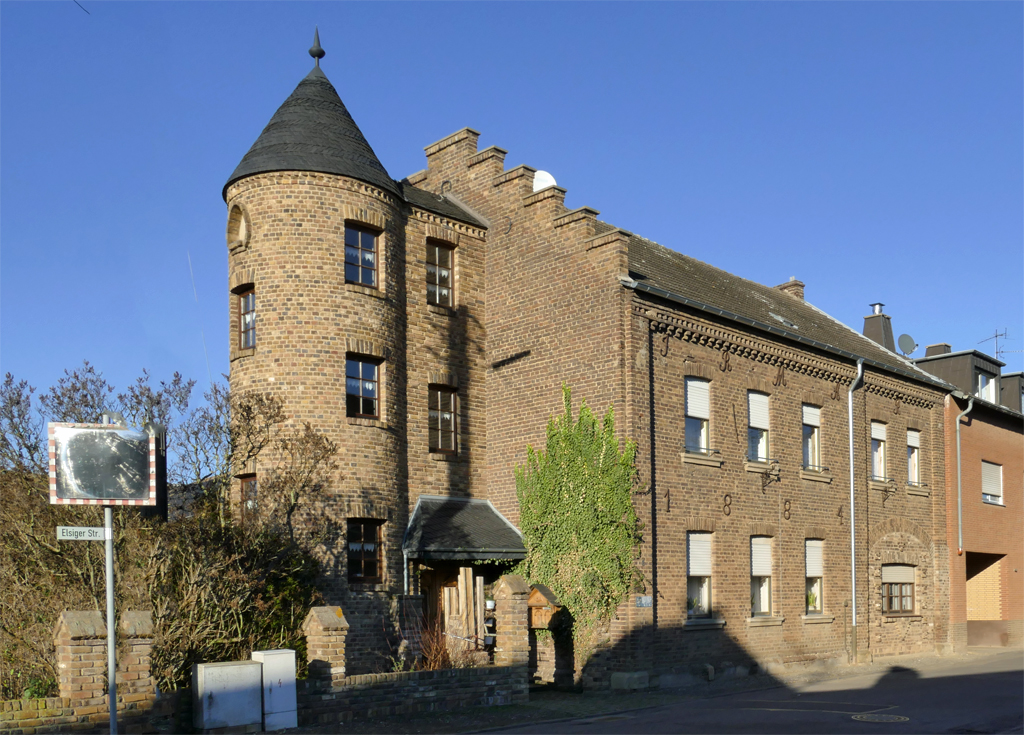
[223,42,960,682]
[910,344,1023,649]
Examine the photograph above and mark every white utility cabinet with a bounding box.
[252,649,298,731]
[192,660,263,731]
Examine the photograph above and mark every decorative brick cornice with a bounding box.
[226,171,403,208]
[410,208,486,239]
[635,304,938,409]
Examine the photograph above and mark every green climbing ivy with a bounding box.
[515,385,645,654]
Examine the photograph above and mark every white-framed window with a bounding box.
[976,372,997,402]
[805,539,823,613]
[982,461,1003,505]
[881,564,915,614]
[871,422,887,480]
[802,404,822,470]
[426,240,454,307]
[750,536,773,616]
[747,392,770,462]
[687,531,712,618]
[685,378,711,454]
[907,429,921,486]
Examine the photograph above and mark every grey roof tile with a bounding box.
[626,235,948,389]
[403,495,525,561]
[225,66,400,199]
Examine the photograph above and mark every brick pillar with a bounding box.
[117,611,155,717]
[302,606,349,689]
[54,609,108,715]
[493,575,530,667]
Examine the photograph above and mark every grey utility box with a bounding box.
[252,649,298,731]
[192,660,263,731]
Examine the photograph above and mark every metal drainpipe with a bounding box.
[847,358,864,663]
[403,550,409,595]
[956,396,975,556]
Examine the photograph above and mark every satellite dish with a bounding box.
[898,334,918,356]
[533,170,557,192]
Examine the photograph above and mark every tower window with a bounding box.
[684,377,711,454]
[429,386,457,453]
[238,289,256,349]
[347,519,383,583]
[346,357,380,419]
[426,242,454,307]
[345,224,379,288]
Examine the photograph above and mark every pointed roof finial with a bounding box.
[309,27,325,66]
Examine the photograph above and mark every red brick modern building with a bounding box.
[224,42,966,683]
[912,345,1023,649]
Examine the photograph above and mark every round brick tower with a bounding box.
[223,43,409,656]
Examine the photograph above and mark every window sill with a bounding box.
[746,616,785,627]
[230,347,256,362]
[349,582,387,592]
[882,614,921,622]
[684,617,726,630]
[982,499,1005,507]
[347,417,388,429]
[427,304,456,316]
[429,452,460,462]
[801,614,834,624]
[868,479,895,493]
[906,485,931,498]
[745,460,771,473]
[346,282,385,299]
[681,452,723,468]
[800,469,833,484]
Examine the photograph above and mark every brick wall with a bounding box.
[944,397,1023,650]
[1,611,155,735]
[296,666,528,727]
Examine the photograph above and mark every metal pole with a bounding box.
[105,506,117,735]
[847,359,864,663]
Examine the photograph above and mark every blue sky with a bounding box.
[2,2,1022,402]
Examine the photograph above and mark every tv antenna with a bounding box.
[978,329,1019,360]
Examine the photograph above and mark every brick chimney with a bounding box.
[775,276,805,300]
[925,343,952,357]
[862,303,896,352]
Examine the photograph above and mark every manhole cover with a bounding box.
[852,714,910,723]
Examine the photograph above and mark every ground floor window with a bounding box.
[881,564,915,613]
[348,519,383,583]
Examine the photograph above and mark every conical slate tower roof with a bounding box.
[224,65,400,199]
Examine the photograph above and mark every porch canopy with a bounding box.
[403,495,526,561]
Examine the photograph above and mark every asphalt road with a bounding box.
[490,649,1024,735]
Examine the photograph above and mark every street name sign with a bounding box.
[57,526,111,541]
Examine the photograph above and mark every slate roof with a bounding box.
[403,495,526,561]
[225,66,484,229]
[624,232,949,389]
[400,182,486,228]
[225,66,400,199]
